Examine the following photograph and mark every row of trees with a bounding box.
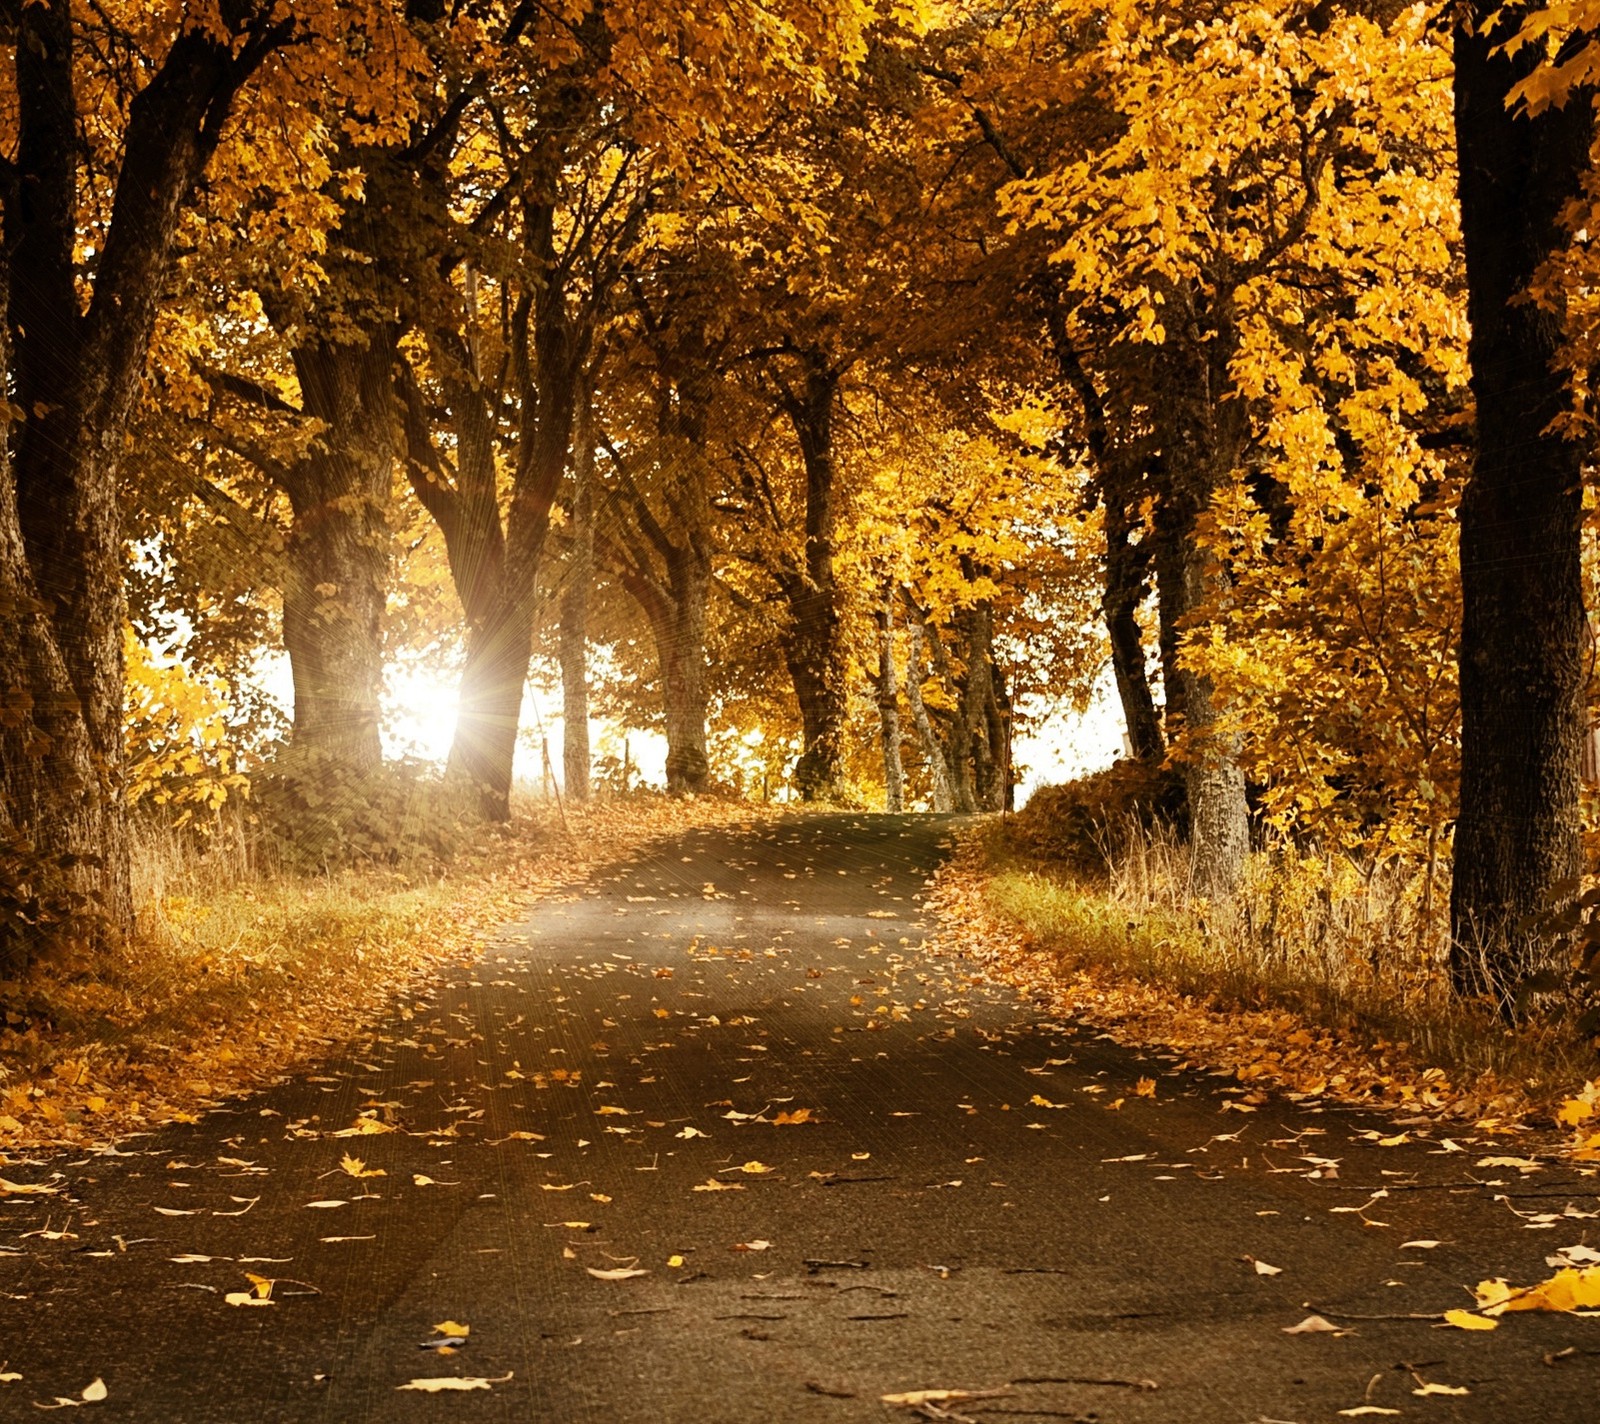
[2,0,1597,1019]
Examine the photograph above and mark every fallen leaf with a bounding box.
[433,1321,470,1339]
[1413,1383,1469,1396]
[339,1155,385,1180]
[1338,1409,1400,1418]
[304,1200,348,1210]
[396,1374,512,1393]
[882,1389,990,1407]
[1282,1314,1340,1334]
[1400,1240,1441,1250]
[595,1106,629,1116]
[1476,1156,1541,1172]
[731,1161,773,1175]
[1028,1095,1067,1110]
[585,1267,649,1281]
[1476,1265,1600,1315]
[33,1378,106,1409]
[772,1109,814,1125]
[0,1178,60,1197]
[332,1116,396,1137]
[734,1240,773,1252]
[1135,1077,1157,1098]
[675,1127,707,1139]
[693,1179,744,1192]
[1442,1309,1498,1331]
[1246,1257,1283,1276]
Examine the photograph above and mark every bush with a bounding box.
[247,754,479,874]
[1007,760,1187,874]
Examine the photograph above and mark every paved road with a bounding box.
[2,812,1598,1421]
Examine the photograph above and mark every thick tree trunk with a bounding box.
[1,6,286,961]
[919,616,976,812]
[958,599,1007,813]
[779,356,849,801]
[279,333,395,780]
[0,448,121,974]
[1449,11,1593,1009]
[875,593,905,812]
[449,603,533,820]
[1172,540,1251,901]
[444,333,577,820]
[783,598,849,801]
[560,402,594,802]
[1152,324,1252,899]
[905,614,956,813]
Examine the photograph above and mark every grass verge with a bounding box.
[0,794,754,1155]
[928,821,1599,1143]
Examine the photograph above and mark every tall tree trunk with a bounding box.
[904,613,956,813]
[279,331,395,780]
[960,601,1004,812]
[1103,507,1163,763]
[1,5,288,963]
[922,617,976,812]
[1151,472,1190,740]
[778,355,849,801]
[445,318,581,818]
[661,545,712,794]
[875,590,905,812]
[1449,10,1593,1008]
[1149,326,1252,898]
[560,397,595,802]
[1172,539,1251,901]
[1046,305,1163,761]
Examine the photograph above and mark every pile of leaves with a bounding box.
[0,796,755,1155]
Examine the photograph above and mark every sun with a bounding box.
[384,666,460,763]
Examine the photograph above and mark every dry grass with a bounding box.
[0,789,756,1153]
[966,818,1595,1118]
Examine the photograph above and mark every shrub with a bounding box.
[1007,760,1187,873]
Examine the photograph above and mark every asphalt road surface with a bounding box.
[2,812,1598,1422]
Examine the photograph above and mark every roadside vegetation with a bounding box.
[937,770,1600,1153]
[0,791,749,1153]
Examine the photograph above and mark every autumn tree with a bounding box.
[1448,4,1596,1008]
[0,0,370,966]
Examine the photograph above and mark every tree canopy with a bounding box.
[5,0,1600,1022]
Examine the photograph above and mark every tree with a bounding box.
[1,0,307,966]
[1448,4,1595,1008]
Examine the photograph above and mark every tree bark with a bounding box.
[904,612,956,813]
[777,354,849,801]
[660,544,712,794]
[560,397,595,802]
[1,3,288,963]
[1046,306,1163,761]
[278,331,396,781]
[1172,538,1251,901]
[448,351,573,819]
[1449,10,1593,1008]
[875,590,906,812]
[1151,306,1252,900]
